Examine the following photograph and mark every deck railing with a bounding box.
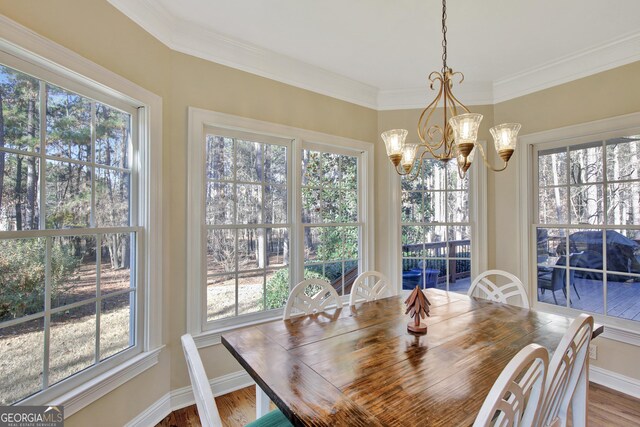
[402,239,471,284]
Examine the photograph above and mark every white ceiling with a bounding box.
[108,0,640,109]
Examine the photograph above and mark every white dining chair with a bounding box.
[181,334,292,427]
[474,343,548,427]
[468,269,530,308]
[349,270,391,306]
[283,278,342,320]
[537,314,594,427]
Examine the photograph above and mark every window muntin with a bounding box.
[401,159,472,293]
[204,132,290,323]
[301,149,360,296]
[0,63,138,405]
[535,136,640,322]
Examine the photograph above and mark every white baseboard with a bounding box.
[125,371,254,427]
[590,366,640,400]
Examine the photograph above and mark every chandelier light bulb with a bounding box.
[381,129,408,166]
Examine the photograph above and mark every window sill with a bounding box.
[194,315,284,349]
[24,347,164,418]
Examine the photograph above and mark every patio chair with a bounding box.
[538,314,594,427]
[349,271,391,305]
[538,254,581,305]
[181,334,292,427]
[473,344,548,427]
[468,270,529,308]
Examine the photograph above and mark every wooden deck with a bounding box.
[538,277,640,321]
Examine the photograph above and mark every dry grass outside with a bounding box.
[206,276,266,321]
[0,264,133,406]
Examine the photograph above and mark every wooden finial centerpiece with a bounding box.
[405,286,431,334]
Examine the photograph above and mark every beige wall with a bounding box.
[1,0,639,424]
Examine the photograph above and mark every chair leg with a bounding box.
[573,283,581,299]
[571,365,588,427]
[256,385,271,418]
[552,291,558,305]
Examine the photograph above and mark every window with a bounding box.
[0,49,157,407]
[401,159,473,293]
[188,110,372,336]
[535,136,640,322]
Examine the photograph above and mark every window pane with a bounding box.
[238,271,264,315]
[321,152,340,187]
[606,137,640,182]
[264,185,287,224]
[539,187,568,224]
[340,155,357,189]
[0,64,40,152]
[206,136,233,180]
[236,140,262,183]
[536,228,565,263]
[537,265,567,307]
[570,185,603,224]
[340,190,358,222]
[450,259,471,293]
[605,230,640,274]
[265,268,289,310]
[301,187,321,223]
[100,233,133,294]
[423,160,447,190]
[51,235,96,308]
[0,318,44,405]
[447,161,469,190]
[0,238,45,322]
[538,148,567,187]
[447,190,468,223]
[424,226,447,257]
[95,168,130,227]
[207,229,235,274]
[236,183,261,224]
[401,225,423,258]
[0,153,40,231]
[448,227,471,258]
[301,150,320,187]
[266,228,288,268]
[569,229,604,268]
[206,182,234,225]
[402,191,423,223]
[46,84,91,162]
[424,191,446,223]
[569,143,602,184]
[310,226,342,262]
[207,274,235,321]
[49,302,96,385]
[607,182,640,226]
[237,228,263,270]
[607,280,640,321]
[264,144,287,185]
[95,103,130,168]
[46,160,91,228]
[342,226,359,260]
[100,292,133,360]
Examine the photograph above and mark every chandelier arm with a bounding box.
[417,73,444,143]
[473,142,509,172]
[443,77,471,114]
[394,154,424,181]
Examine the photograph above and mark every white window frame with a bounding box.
[389,147,488,292]
[517,112,640,340]
[0,16,163,416]
[187,108,374,347]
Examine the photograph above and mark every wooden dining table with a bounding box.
[221,288,604,426]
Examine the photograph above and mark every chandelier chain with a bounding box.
[441,0,448,72]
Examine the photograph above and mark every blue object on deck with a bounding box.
[402,268,440,289]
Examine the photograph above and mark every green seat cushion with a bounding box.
[245,409,293,427]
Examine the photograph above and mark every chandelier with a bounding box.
[382,0,521,178]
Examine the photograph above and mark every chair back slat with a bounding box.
[284,279,342,320]
[474,344,548,427]
[349,271,391,306]
[468,270,529,308]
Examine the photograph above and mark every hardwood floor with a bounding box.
[157,383,640,427]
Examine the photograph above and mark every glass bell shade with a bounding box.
[490,123,521,162]
[400,144,418,172]
[381,129,408,166]
[449,113,482,157]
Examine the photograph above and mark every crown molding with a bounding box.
[108,0,640,110]
[493,30,640,104]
